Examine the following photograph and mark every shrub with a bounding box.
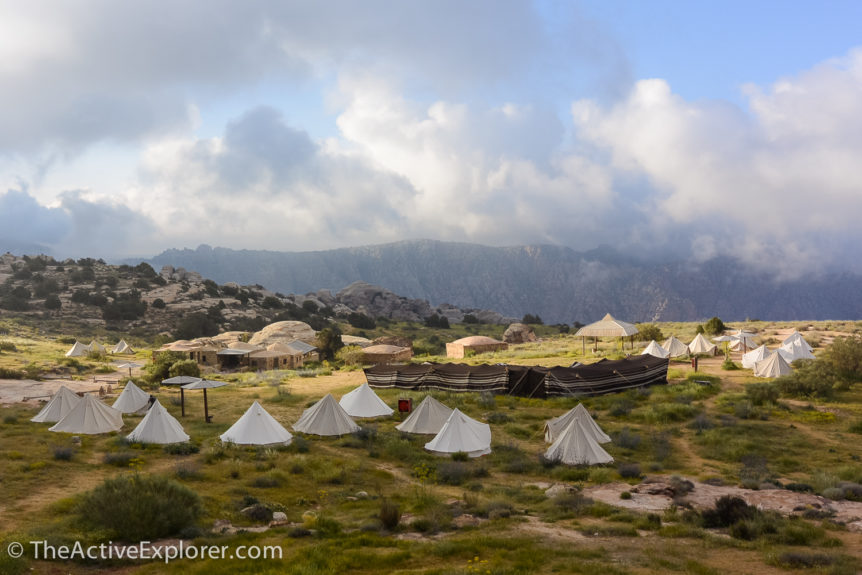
[0,341,18,352]
[77,474,202,540]
[745,382,780,405]
[701,495,756,528]
[53,447,75,461]
[615,428,641,450]
[620,491,632,500]
[103,452,138,467]
[379,499,401,530]
[618,463,642,479]
[636,323,664,342]
[486,412,513,424]
[164,443,200,456]
[168,359,200,379]
[152,298,166,309]
[775,552,835,569]
[703,317,726,336]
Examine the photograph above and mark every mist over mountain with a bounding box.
[141,240,862,324]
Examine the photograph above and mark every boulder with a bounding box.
[249,321,317,346]
[503,323,537,344]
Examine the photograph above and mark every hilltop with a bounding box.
[0,253,515,340]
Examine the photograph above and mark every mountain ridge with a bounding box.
[140,240,862,323]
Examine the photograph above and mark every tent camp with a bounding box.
[293,394,360,436]
[783,331,813,352]
[220,401,293,445]
[574,313,639,352]
[754,351,793,378]
[424,408,491,458]
[544,418,614,466]
[88,341,106,355]
[395,396,453,434]
[112,339,134,354]
[126,400,189,444]
[778,340,816,363]
[112,381,151,414]
[544,403,611,444]
[31,385,82,423]
[64,341,89,357]
[641,340,669,359]
[688,333,717,355]
[742,345,771,369]
[339,383,393,418]
[661,336,689,358]
[49,394,123,434]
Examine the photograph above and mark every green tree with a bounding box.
[636,323,664,342]
[44,294,62,310]
[823,335,862,383]
[703,317,726,336]
[316,325,344,361]
[522,313,543,325]
[147,351,189,383]
[173,312,219,340]
[168,359,201,379]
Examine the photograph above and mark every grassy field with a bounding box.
[2,319,862,573]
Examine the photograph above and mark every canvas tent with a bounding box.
[112,381,151,414]
[49,394,123,434]
[742,345,771,369]
[88,340,106,355]
[688,333,717,355]
[126,399,189,444]
[574,313,639,353]
[754,351,793,378]
[783,331,813,352]
[641,340,669,359]
[31,385,82,423]
[728,330,757,352]
[544,403,611,444]
[778,340,815,363]
[395,396,453,434]
[661,336,689,358]
[339,383,393,418]
[544,418,614,466]
[424,408,491,458]
[64,341,89,358]
[112,339,134,354]
[293,394,360,436]
[220,401,292,445]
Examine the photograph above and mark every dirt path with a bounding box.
[0,378,104,405]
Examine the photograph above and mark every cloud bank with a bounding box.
[0,2,860,277]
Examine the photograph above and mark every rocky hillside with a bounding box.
[144,241,862,323]
[0,254,512,338]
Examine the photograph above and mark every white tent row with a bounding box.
[396,396,453,435]
[127,400,189,444]
[778,340,816,362]
[31,385,82,423]
[339,383,393,418]
[112,381,151,414]
[544,403,611,444]
[754,351,793,378]
[49,394,123,434]
[742,345,771,369]
[661,336,689,358]
[783,331,813,352]
[293,394,360,436]
[544,418,613,466]
[221,401,292,445]
[424,408,491,458]
[641,340,669,359]
[688,333,717,355]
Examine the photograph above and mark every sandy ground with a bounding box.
[585,479,862,531]
[0,378,106,405]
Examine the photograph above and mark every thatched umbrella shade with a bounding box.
[161,376,202,417]
[181,379,228,423]
[574,313,639,354]
[116,361,144,378]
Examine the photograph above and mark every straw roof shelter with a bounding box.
[446,336,508,359]
[574,313,639,353]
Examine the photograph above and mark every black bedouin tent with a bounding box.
[364,356,668,398]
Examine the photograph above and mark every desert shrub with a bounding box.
[688,413,714,432]
[701,495,756,528]
[609,398,635,416]
[703,317,726,336]
[477,391,496,409]
[618,463,642,479]
[486,412,513,424]
[175,462,203,480]
[848,420,862,434]
[164,442,199,456]
[168,359,201,379]
[721,358,740,370]
[379,499,401,530]
[53,447,75,461]
[775,552,835,569]
[250,474,282,488]
[0,341,17,352]
[103,452,138,467]
[784,482,814,493]
[0,367,23,379]
[152,298,166,309]
[77,474,202,540]
[243,503,274,523]
[620,491,632,500]
[636,324,664,342]
[745,382,780,405]
[615,428,641,450]
[777,359,835,398]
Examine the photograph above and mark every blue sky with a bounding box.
[1,0,862,276]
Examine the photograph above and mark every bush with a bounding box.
[164,443,200,456]
[152,298,166,309]
[615,428,641,450]
[701,495,756,528]
[379,499,401,530]
[77,474,202,540]
[168,359,201,379]
[745,382,780,406]
[636,323,664,342]
[703,317,726,336]
[618,463,642,479]
[53,447,75,461]
[347,312,376,329]
[103,452,139,467]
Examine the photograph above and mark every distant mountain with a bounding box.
[141,240,862,323]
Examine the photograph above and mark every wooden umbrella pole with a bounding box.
[204,389,209,423]
[181,388,185,417]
